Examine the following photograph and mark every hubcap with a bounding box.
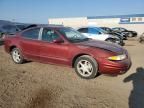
[12,50,21,63]
[77,60,93,77]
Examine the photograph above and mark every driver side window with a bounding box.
[89,28,101,34]
[42,28,60,42]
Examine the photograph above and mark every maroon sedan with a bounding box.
[4,26,131,79]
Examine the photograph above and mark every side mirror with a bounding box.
[53,38,64,43]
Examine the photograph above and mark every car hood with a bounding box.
[77,40,124,54]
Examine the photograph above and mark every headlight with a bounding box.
[108,54,126,61]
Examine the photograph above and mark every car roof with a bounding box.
[78,26,98,28]
[77,26,100,30]
[113,27,124,29]
[24,24,65,30]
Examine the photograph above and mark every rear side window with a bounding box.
[22,28,40,40]
[78,28,88,33]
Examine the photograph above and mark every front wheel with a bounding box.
[11,48,24,64]
[74,55,98,79]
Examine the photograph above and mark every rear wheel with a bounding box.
[74,55,98,79]
[11,48,24,64]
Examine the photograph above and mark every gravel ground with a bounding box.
[0,39,144,108]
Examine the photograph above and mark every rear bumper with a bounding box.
[98,57,132,75]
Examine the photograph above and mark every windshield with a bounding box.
[59,27,89,43]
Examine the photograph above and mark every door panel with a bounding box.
[20,39,41,60]
[19,27,41,60]
[82,33,103,40]
[39,42,70,65]
[87,28,108,41]
[39,28,71,65]
[88,34,108,41]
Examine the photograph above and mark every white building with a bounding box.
[48,14,144,35]
[48,17,88,28]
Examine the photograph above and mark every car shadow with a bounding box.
[123,67,144,108]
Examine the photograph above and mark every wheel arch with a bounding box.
[9,45,17,53]
[72,53,93,68]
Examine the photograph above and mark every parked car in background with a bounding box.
[0,24,19,34]
[77,27,123,46]
[112,27,137,37]
[100,27,127,40]
[4,26,131,79]
[0,24,21,42]
[0,24,37,42]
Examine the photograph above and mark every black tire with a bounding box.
[74,55,98,79]
[11,48,25,64]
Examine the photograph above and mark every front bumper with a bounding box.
[98,56,132,75]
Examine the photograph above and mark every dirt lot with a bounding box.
[0,39,144,108]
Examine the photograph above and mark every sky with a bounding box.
[0,0,144,24]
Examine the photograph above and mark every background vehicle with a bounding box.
[4,26,131,79]
[100,27,127,40]
[112,27,137,37]
[0,24,37,42]
[0,24,22,42]
[77,27,123,45]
